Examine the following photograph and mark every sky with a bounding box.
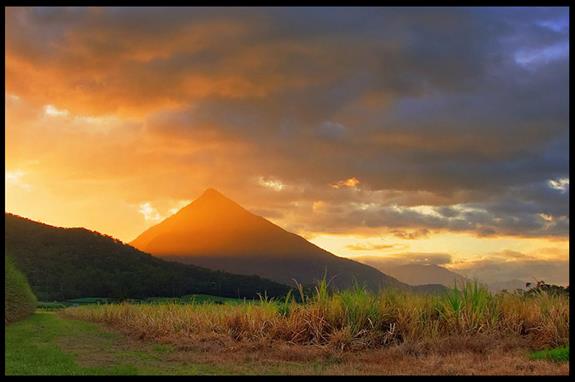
[5,7,569,285]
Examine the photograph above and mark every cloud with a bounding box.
[389,229,431,240]
[356,248,568,286]
[316,121,346,140]
[280,184,568,238]
[138,202,162,222]
[257,177,286,192]
[548,177,569,193]
[514,40,569,68]
[5,7,569,243]
[450,249,569,285]
[168,199,192,215]
[356,253,453,268]
[331,177,360,189]
[5,170,32,191]
[346,243,405,252]
[43,104,69,117]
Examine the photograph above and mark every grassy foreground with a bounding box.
[5,311,569,375]
[5,312,136,375]
[5,312,235,375]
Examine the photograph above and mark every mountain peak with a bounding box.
[166,188,248,224]
[193,188,240,209]
[200,187,223,198]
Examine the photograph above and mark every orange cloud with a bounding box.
[332,177,360,189]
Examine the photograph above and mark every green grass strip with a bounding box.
[5,312,137,375]
[530,346,569,363]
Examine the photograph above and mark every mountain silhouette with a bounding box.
[131,188,407,291]
[356,260,469,288]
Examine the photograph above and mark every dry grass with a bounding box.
[62,280,569,355]
[62,332,569,375]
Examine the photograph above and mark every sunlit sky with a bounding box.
[5,7,569,284]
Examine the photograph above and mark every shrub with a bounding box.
[5,256,37,324]
[524,281,569,297]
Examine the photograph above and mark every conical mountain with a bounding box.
[131,189,407,291]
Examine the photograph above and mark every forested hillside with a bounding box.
[5,213,291,301]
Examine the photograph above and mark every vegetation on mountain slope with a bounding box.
[5,213,291,301]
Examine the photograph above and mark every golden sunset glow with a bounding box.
[5,7,569,286]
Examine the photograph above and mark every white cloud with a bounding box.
[548,177,569,193]
[44,104,69,117]
[514,41,569,68]
[5,170,31,191]
[5,93,20,102]
[408,205,443,218]
[258,177,285,191]
[139,199,192,222]
[138,202,162,222]
[168,199,192,215]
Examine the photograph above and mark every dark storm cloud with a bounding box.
[5,7,569,238]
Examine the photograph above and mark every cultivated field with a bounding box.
[58,281,569,374]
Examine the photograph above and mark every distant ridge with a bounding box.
[131,188,410,292]
[355,260,469,288]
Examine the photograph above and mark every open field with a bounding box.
[5,311,569,375]
[20,281,561,375]
[37,294,247,310]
